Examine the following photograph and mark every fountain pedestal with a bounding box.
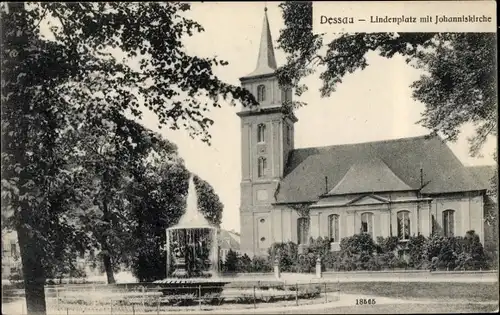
[172,258,188,278]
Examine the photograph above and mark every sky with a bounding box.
[135,2,496,232]
[39,2,497,233]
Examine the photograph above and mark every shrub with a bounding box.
[340,233,378,255]
[298,285,321,299]
[323,250,340,270]
[422,234,448,265]
[165,293,196,306]
[238,254,252,272]
[376,236,400,253]
[454,230,488,270]
[374,252,396,269]
[407,234,427,268]
[224,249,240,272]
[202,292,224,305]
[250,255,272,272]
[235,293,254,304]
[268,242,298,272]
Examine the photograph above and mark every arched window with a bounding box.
[397,211,411,240]
[328,214,340,243]
[297,217,310,245]
[257,84,266,102]
[257,157,267,178]
[443,210,455,237]
[257,124,266,143]
[360,212,373,236]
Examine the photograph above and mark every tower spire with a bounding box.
[245,7,277,77]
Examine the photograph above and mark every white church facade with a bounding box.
[237,9,495,256]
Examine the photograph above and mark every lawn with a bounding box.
[274,303,499,314]
[334,282,499,302]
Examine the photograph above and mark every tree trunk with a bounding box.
[102,252,116,284]
[101,196,116,284]
[17,225,47,315]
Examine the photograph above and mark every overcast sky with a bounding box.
[41,2,497,233]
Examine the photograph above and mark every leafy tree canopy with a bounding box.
[2,3,253,314]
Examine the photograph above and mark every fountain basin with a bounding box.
[153,278,229,296]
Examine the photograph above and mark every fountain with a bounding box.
[154,176,229,296]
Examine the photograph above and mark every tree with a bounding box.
[277,1,496,156]
[130,160,225,282]
[193,175,223,227]
[74,116,169,284]
[1,3,255,314]
[130,158,189,282]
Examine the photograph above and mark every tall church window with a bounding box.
[360,212,373,236]
[397,210,411,240]
[297,217,309,245]
[257,124,266,143]
[257,84,266,102]
[443,210,455,237]
[328,214,340,242]
[257,157,267,178]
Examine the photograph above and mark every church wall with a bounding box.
[240,182,253,209]
[310,191,433,241]
[315,191,419,207]
[274,206,300,244]
[379,211,391,238]
[310,212,320,239]
[271,119,281,178]
[469,194,484,241]
[419,201,432,237]
[254,212,272,252]
[271,208,283,243]
[239,212,255,253]
[280,207,294,242]
[239,108,294,256]
[241,123,251,180]
[430,192,484,241]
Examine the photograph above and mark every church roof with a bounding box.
[241,8,277,79]
[328,154,412,195]
[274,135,488,203]
[466,165,496,190]
[218,229,240,250]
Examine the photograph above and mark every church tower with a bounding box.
[237,8,297,256]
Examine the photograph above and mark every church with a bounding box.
[237,9,496,256]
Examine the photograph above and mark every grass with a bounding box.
[335,282,499,302]
[275,303,499,314]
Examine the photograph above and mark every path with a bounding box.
[3,292,497,315]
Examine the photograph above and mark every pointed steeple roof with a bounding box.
[244,8,277,78]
